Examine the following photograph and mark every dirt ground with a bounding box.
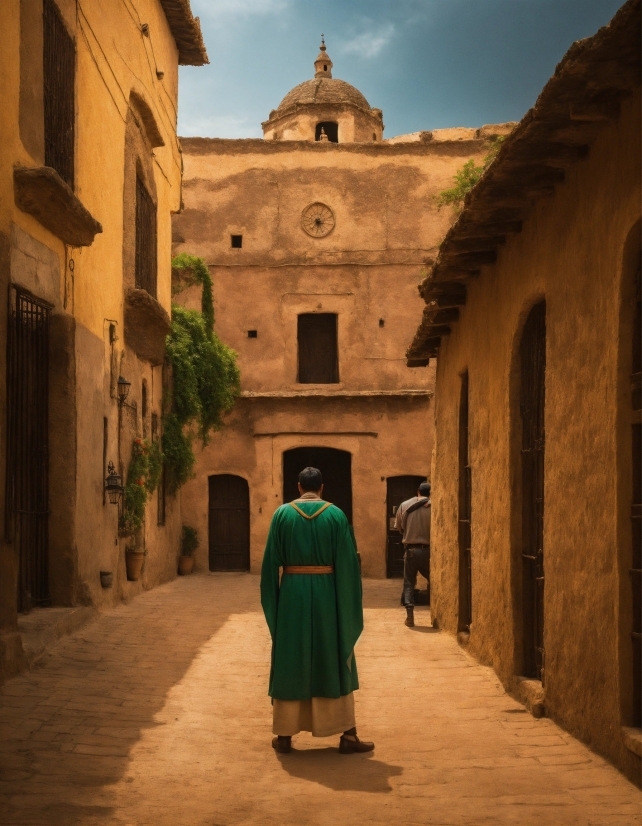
[0,574,640,825]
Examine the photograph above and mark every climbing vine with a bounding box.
[120,438,163,535]
[162,255,240,493]
[436,136,506,211]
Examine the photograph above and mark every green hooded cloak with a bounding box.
[260,499,363,701]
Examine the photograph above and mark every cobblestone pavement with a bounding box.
[0,575,640,826]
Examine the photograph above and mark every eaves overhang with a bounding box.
[159,0,208,66]
[406,0,641,366]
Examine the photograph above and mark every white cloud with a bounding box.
[339,22,396,59]
[178,112,261,139]
[192,0,289,18]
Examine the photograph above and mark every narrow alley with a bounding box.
[0,575,639,826]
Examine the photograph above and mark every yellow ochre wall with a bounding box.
[429,95,641,782]
[0,0,190,681]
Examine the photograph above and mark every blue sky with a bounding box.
[178,0,624,139]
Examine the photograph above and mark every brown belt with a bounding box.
[283,565,334,574]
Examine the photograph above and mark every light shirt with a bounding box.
[394,496,431,546]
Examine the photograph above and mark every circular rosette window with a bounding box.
[301,202,336,238]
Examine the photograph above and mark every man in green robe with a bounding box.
[261,466,374,755]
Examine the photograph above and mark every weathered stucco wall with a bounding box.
[174,135,504,577]
[429,95,641,781]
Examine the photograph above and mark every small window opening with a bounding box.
[379,318,385,328]
[297,313,339,384]
[247,330,257,338]
[141,380,148,419]
[373,133,377,141]
[324,65,327,71]
[231,235,243,248]
[315,122,338,143]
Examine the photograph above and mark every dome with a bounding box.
[276,77,372,114]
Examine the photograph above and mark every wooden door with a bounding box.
[208,475,250,572]
[386,476,426,578]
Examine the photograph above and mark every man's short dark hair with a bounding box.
[299,467,323,491]
[418,481,431,497]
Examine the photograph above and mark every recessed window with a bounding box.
[373,133,377,141]
[324,64,327,71]
[315,122,338,143]
[247,330,257,338]
[379,318,385,328]
[135,177,157,297]
[231,234,243,248]
[297,313,339,384]
[44,0,75,189]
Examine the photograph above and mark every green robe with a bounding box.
[260,498,363,701]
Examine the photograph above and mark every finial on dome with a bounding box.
[314,36,333,78]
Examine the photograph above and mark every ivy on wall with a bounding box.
[162,255,240,493]
[120,438,163,535]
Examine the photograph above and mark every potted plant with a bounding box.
[178,525,198,575]
[126,534,146,581]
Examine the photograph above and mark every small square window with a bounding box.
[379,318,385,328]
[231,234,243,248]
[247,330,257,338]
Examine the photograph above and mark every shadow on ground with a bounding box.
[276,747,403,792]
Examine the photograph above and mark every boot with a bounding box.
[271,735,292,753]
[339,727,374,754]
[405,606,415,627]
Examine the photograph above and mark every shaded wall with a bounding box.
[429,96,641,782]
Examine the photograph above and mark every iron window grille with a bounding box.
[43,0,75,189]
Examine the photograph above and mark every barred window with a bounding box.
[43,0,75,188]
[135,177,157,297]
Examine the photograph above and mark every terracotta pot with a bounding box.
[178,555,195,575]
[126,551,145,582]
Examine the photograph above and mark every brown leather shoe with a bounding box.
[272,736,292,753]
[339,734,375,754]
[405,607,415,627]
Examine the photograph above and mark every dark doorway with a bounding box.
[5,288,51,611]
[386,475,426,578]
[297,313,339,384]
[458,372,472,631]
[519,301,546,681]
[283,447,352,523]
[315,121,338,142]
[208,475,250,571]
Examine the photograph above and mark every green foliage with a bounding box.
[171,253,214,333]
[180,525,199,557]
[436,136,506,211]
[162,255,241,494]
[120,438,162,535]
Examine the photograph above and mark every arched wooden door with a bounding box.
[208,475,250,572]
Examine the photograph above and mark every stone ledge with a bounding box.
[241,389,433,399]
[622,726,642,757]
[14,166,103,247]
[124,288,171,365]
[17,606,97,668]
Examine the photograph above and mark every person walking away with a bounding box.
[394,481,431,627]
[260,466,374,755]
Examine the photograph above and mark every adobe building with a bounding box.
[173,41,513,577]
[406,0,641,783]
[0,0,207,682]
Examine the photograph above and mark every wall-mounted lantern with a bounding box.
[117,376,132,406]
[105,462,123,505]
